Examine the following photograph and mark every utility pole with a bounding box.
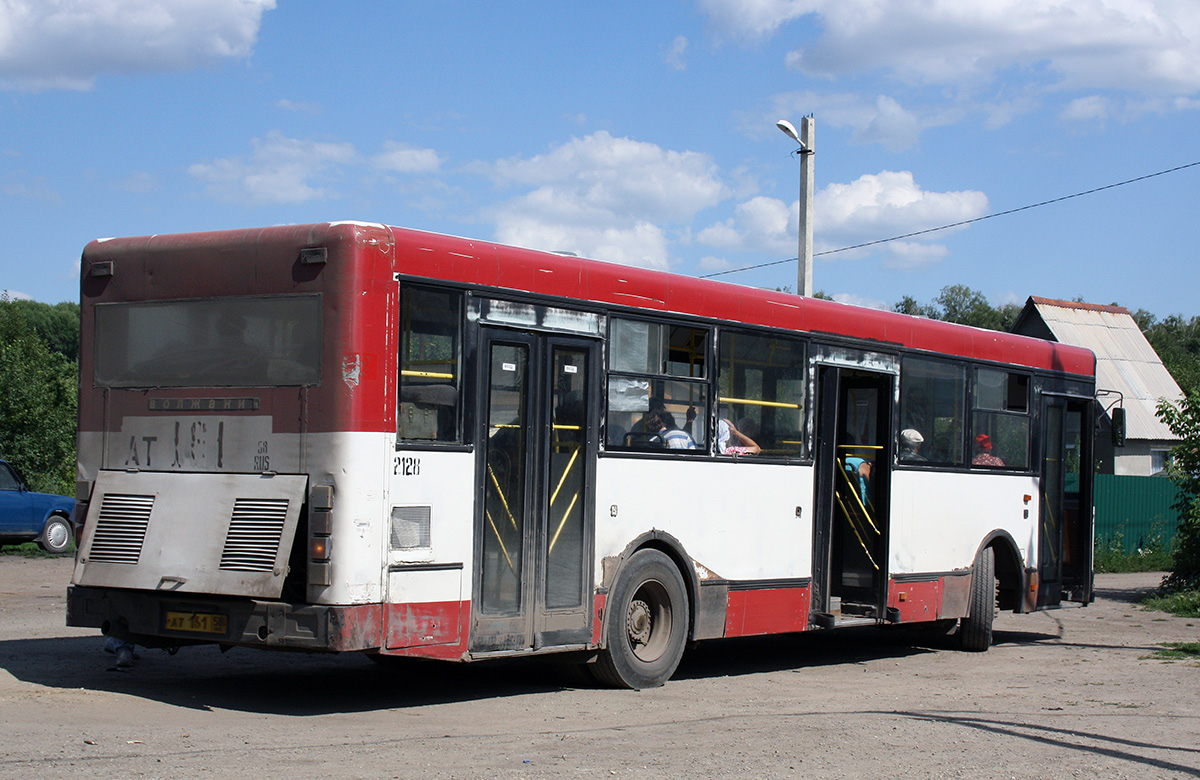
[777,116,814,296]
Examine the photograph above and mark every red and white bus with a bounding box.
[68,222,1096,688]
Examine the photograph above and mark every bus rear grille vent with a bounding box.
[89,493,155,565]
[391,506,432,550]
[219,498,289,572]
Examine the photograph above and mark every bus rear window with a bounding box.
[94,295,323,388]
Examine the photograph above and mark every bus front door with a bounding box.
[1038,397,1094,606]
[472,329,597,653]
[813,366,894,624]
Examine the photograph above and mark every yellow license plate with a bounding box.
[165,611,228,635]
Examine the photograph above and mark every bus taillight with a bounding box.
[308,485,334,587]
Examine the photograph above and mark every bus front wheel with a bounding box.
[959,546,996,652]
[592,548,688,689]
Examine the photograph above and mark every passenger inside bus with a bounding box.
[972,433,1006,466]
[843,456,872,504]
[718,417,760,455]
[645,411,697,449]
[898,428,926,461]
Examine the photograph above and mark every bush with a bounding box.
[1156,392,1200,594]
[1094,527,1174,573]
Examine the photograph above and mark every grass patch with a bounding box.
[1142,589,1200,618]
[1144,642,1200,662]
[0,541,73,558]
[1094,529,1174,573]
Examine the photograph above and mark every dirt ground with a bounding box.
[0,556,1197,780]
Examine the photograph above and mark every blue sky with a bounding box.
[2,0,1199,317]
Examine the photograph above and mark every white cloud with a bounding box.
[830,292,889,310]
[665,35,689,71]
[118,171,158,194]
[820,169,987,244]
[767,91,928,151]
[0,0,275,91]
[481,131,728,269]
[3,171,62,204]
[276,98,321,114]
[698,196,793,254]
[698,255,733,272]
[699,0,1200,96]
[698,169,987,270]
[1,289,33,301]
[697,0,816,39]
[1061,95,1113,123]
[371,141,443,175]
[188,130,358,206]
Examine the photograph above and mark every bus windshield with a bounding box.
[93,294,323,388]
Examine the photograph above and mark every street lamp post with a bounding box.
[776,116,814,297]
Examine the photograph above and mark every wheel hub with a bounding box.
[627,598,652,646]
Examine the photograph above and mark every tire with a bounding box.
[38,515,72,555]
[958,546,996,652]
[592,548,689,689]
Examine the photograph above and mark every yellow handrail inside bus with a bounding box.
[483,509,516,574]
[834,491,879,570]
[718,396,801,409]
[486,463,520,532]
[401,369,456,379]
[837,457,880,535]
[549,447,580,505]
[549,491,581,555]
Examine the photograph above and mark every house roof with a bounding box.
[1014,297,1182,442]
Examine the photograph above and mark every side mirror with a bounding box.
[1111,406,1127,447]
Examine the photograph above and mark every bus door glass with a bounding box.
[473,328,596,652]
[814,365,894,623]
[1039,397,1093,606]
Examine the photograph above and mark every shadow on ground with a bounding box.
[0,621,1070,716]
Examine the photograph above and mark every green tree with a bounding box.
[8,299,80,361]
[1157,391,1200,593]
[892,285,1019,332]
[0,300,77,496]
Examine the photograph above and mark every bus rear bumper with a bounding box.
[67,585,382,652]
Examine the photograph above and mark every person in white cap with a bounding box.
[899,428,925,461]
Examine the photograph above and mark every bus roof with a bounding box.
[82,222,1096,379]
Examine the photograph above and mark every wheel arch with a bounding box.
[974,530,1025,613]
[601,530,698,646]
[38,509,73,535]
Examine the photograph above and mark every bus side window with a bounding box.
[399,287,463,443]
[971,369,1031,469]
[717,329,806,458]
[607,318,709,453]
[899,357,966,466]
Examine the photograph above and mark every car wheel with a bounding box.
[38,515,72,555]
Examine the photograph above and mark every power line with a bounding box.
[699,159,1200,280]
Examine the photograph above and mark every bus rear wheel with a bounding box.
[592,548,688,689]
[959,546,996,652]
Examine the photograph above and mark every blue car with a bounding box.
[0,460,75,554]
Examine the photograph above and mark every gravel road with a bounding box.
[1,556,1197,779]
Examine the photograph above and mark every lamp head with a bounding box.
[776,119,805,149]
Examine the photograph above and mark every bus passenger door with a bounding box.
[472,329,597,653]
[1038,397,1094,606]
[813,366,894,624]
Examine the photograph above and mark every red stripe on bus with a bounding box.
[887,579,945,623]
[724,586,811,637]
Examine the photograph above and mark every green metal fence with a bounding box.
[1094,474,1181,554]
